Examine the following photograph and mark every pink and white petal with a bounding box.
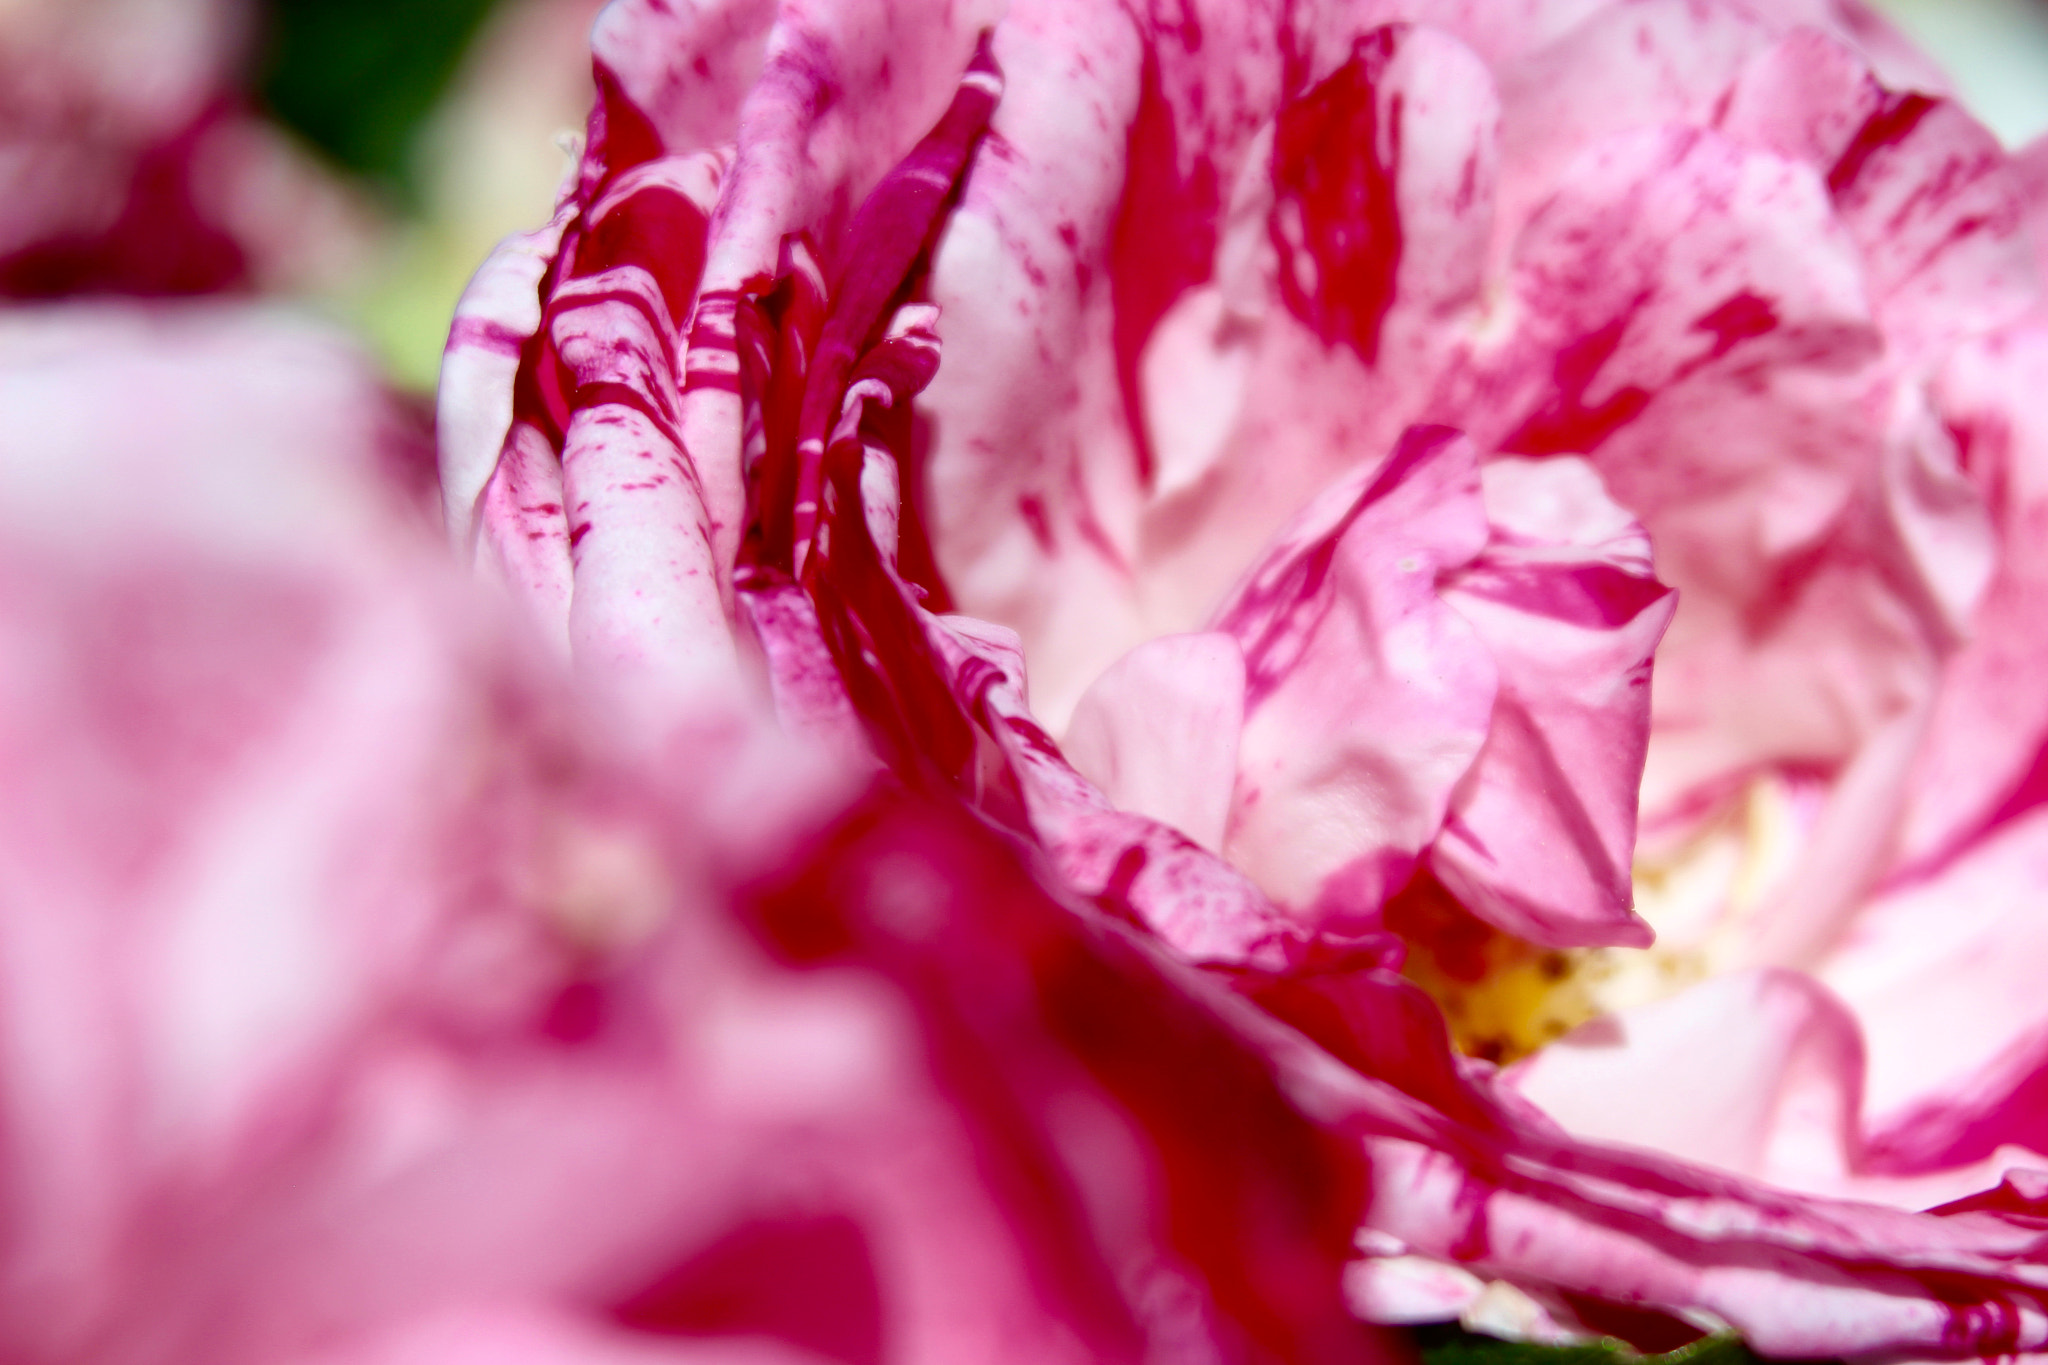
[1860,1035,2048,1203]
[1355,1125,2048,1357]
[478,421,576,655]
[1706,389,1991,967]
[1216,426,1496,929]
[928,614,1300,967]
[589,0,775,158]
[1442,123,1876,465]
[1487,0,1777,264]
[1732,695,1930,972]
[1060,632,1245,854]
[573,0,999,628]
[735,582,873,771]
[924,15,1508,725]
[1716,27,1888,176]
[1435,123,1967,815]
[1131,24,1503,647]
[1826,91,2042,364]
[1800,0,1953,93]
[783,43,1002,566]
[574,155,748,588]
[1629,452,1938,819]
[1254,968,2048,1356]
[549,269,736,701]
[1288,0,1612,77]
[2018,134,2048,280]
[688,0,997,298]
[1432,457,1674,948]
[440,206,576,553]
[672,1,996,584]
[1342,1253,1486,1327]
[920,0,1155,728]
[1881,383,1997,644]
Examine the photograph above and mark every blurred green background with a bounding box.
[259,0,503,204]
[252,0,605,390]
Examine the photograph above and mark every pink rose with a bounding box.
[439,0,2048,1353]
[10,0,2048,1362]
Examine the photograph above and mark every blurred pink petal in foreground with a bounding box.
[0,304,1382,1362]
[0,0,374,297]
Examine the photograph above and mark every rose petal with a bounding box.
[923,15,1504,724]
[1898,316,2048,870]
[1434,117,1974,816]
[1488,0,1775,263]
[1826,806,2048,1158]
[1061,632,1245,854]
[477,420,577,654]
[1823,88,2041,363]
[1507,969,1865,1185]
[442,205,577,553]
[1251,967,2048,1357]
[1431,457,1674,948]
[1215,425,1495,929]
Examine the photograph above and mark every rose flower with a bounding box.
[6,0,2048,1363]
[441,0,2048,1352]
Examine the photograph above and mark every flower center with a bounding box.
[1392,774,1808,1065]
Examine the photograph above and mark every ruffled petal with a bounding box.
[922,12,1505,724]
[1432,457,1675,948]
[1823,87,2042,363]
[1487,0,1777,262]
[1215,425,1496,929]
[1433,115,1959,817]
[441,205,576,553]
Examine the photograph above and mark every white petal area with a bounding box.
[1825,807,2048,1128]
[1508,969,1864,1188]
[1060,632,1246,853]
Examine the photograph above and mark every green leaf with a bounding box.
[1411,1322,1836,1365]
[256,0,503,201]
